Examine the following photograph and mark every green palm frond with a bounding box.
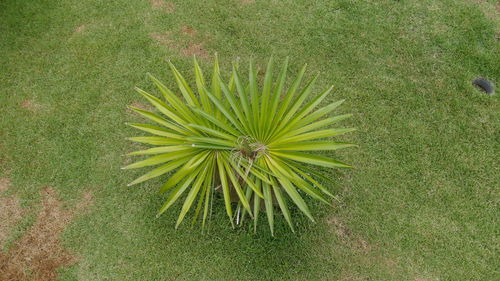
[125,57,356,235]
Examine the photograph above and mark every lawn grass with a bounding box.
[0,0,498,280]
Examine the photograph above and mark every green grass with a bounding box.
[0,0,498,280]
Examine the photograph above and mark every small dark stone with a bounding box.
[472,78,495,95]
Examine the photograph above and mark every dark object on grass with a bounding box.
[472,78,495,95]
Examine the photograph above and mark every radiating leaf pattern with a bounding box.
[125,56,355,235]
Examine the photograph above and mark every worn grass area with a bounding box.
[0,0,498,280]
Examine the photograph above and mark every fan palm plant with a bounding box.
[124,57,355,235]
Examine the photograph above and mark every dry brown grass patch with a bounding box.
[0,177,11,193]
[0,187,93,281]
[150,0,175,12]
[75,24,86,33]
[129,101,152,111]
[127,101,154,116]
[469,0,500,22]
[0,196,24,246]
[181,43,209,59]
[151,31,174,47]
[151,29,210,59]
[241,0,255,5]
[327,216,372,254]
[181,26,197,36]
[339,272,365,281]
[384,257,398,271]
[414,277,432,281]
[20,99,42,112]
[327,216,352,239]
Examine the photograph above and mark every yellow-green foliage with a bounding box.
[125,57,355,234]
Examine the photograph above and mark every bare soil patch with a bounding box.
[0,187,93,281]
